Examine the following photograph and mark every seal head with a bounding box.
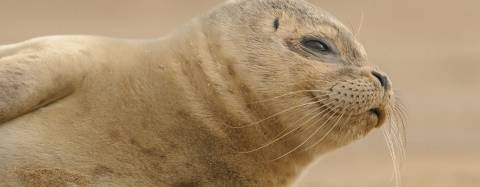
[201,0,398,152]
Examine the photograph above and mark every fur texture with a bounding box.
[0,0,398,186]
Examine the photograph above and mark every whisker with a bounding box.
[383,100,408,187]
[391,106,407,156]
[249,90,330,104]
[270,105,344,161]
[383,125,401,187]
[228,99,328,129]
[390,126,404,164]
[303,111,352,151]
[391,119,406,162]
[237,100,335,153]
[382,110,404,173]
[274,76,333,87]
[312,79,333,83]
[354,10,365,38]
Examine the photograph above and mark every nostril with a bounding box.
[371,71,389,90]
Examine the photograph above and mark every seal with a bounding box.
[0,0,404,186]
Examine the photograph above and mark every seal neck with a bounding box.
[155,19,327,186]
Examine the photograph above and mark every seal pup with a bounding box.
[0,0,405,186]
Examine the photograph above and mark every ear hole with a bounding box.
[273,18,280,31]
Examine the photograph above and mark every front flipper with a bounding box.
[0,39,89,123]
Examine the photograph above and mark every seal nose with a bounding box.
[371,71,390,91]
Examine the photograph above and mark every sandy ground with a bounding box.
[1,0,479,186]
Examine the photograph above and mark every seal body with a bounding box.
[0,0,400,186]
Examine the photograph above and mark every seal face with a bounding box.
[210,0,402,152]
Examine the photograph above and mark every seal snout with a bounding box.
[315,69,392,128]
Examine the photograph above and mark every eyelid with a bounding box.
[300,36,338,55]
[302,39,329,52]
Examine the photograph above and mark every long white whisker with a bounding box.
[303,111,352,151]
[237,101,335,153]
[249,90,329,104]
[354,10,365,38]
[389,116,406,162]
[391,106,407,161]
[229,99,328,129]
[383,121,401,187]
[270,106,344,161]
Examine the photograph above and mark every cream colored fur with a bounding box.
[0,0,398,186]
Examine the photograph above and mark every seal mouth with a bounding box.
[308,91,387,128]
[369,107,386,128]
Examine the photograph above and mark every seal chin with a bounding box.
[368,108,386,128]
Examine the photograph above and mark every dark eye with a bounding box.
[301,39,331,53]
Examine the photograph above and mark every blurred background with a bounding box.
[1,0,479,186]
